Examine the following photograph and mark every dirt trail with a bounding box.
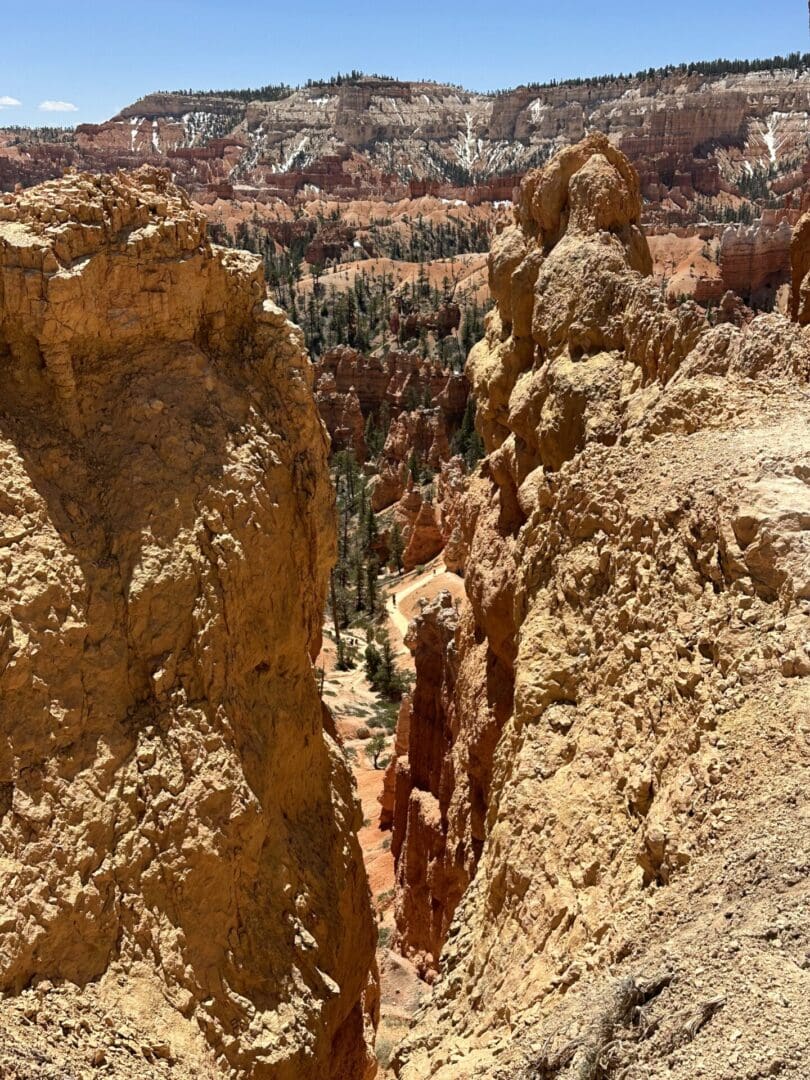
[314,558,466,1070]
[316,622,419,1072]
[385,569,434,641]
[382,558,464,648]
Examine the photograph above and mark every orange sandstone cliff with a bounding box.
[391,135,810,1079]
[0,169,377,1079]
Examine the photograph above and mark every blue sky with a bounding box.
[1,0,806,126]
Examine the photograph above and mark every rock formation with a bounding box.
[647,229,724,304]
[391,134,810,1079]
[314,371,366,459]
[370,409,451,512]
[718,217,793,304]
[648,214,799,307]
[316,347,392,413]
[390,592,461,978]
[401,498,445,573]
[791,211,810,323]
[379,695,412,833]
[370,460,411,515]
[434,457,469,574]
[0,168,377,1079]
[3,67,808,218]
[390,409,451,472]
[315,346,468,429]
[377,484,445,574]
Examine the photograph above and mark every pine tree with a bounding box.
[364,640,382,682]
[374,632,404,700]
[389,522,405,573]
[364,412,379,456]
[366,732,388,769]
[366,557,379,616]
[452,397,485,468]
[354,556,366,611]
[363,505,378,554]
[408,449,421,485]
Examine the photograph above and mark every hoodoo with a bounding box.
[0,168,377,1078]
[391,135,810,1078]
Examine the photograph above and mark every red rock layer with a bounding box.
[313,372,366,459]
[315,346,468,424]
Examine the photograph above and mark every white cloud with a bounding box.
[39,100,79,113]
[0,96,21,108]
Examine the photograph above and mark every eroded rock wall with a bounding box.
[0,168,377,1079]
[315,346,468,427]
[390,591,462,977]
[392,135,810,1079]
[314,371,366,459]
[791,210,810,323]
[370,408,451,515]
[3,68,808,215]
[719,218,793,304]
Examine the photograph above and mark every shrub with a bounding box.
[367,632,406,701]
[366,732,389,768]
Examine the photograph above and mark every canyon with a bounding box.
[2,64,808,213]
[0,55,808,1080]
[2,60,809,317]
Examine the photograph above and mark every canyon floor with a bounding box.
[316,557,465,1072]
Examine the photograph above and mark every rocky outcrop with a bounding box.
[385,355,467,422]
[714,288,755,326]
[314,371,366,459]
[370,409,451,512]
[383,409,450,472]
[390,592,462,978]
[392,134,810,1079]
[719,218,793,304]
[378,485,445,573]
[647,231,724,304]
[791,211,810,323]
[402,500,445,572]
[370,460,410,514]
[434,457,469,574]
[305,221,358,265]
[379,695,412,832]
[317,347,391,413]
[648,214,800,308]
[391,288,461,344]
[0,169,377,1079]
[315,346,468,427]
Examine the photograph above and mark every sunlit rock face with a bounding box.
[391,135,810,1080]
[0,167,378,1080]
